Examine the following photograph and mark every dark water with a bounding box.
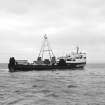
[0,63,105,105]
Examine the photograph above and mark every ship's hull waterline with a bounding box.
[8,62,86,72]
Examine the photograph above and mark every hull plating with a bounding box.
[8,62,86,72]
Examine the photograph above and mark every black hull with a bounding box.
[8,62,86,72]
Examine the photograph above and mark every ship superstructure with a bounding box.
[57,46,86,68]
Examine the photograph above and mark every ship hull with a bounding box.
[8,62,86,72]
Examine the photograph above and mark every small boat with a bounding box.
[8,35,86,72]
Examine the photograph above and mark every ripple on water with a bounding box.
[0,66,105,104]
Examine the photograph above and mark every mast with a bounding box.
[76,46,79,54]
[38,34,55,61]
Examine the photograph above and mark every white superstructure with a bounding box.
[57,47,86,64]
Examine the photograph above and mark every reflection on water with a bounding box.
[0,64,105,105]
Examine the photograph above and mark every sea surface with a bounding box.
[0,63,105,105]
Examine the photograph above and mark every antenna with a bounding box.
[38,34,55,61]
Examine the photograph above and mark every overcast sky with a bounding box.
[0,0,105,63]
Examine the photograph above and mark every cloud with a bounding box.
[0,0,105,62]
[0,0,29,14]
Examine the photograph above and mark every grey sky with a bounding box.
[0,0,105,63]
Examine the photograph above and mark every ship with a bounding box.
[8,35,86,72]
